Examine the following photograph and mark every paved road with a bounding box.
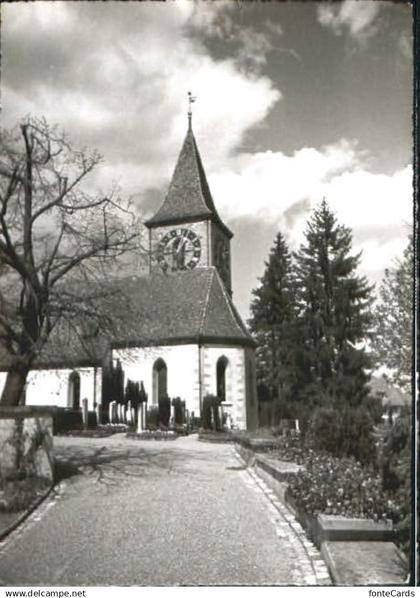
[0,434,328,586]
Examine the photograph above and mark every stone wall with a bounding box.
[0,408,54,483]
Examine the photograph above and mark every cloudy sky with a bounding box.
[2,0,413,318]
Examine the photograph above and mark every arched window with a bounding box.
[216,356,229,402]
[153,358,167,405]
[68,371,81,410]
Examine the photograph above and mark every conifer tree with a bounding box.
[114,359,125,405]
[372,238,413,392]
[249,232,298,419]
[294,201,377,459]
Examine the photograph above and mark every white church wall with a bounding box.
[0,367,101,409]
[202,345,247,430]
[0,372,6,398]
[114,344,201,416]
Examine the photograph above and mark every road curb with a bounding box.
[234,446,332,585]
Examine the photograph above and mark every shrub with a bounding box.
[306,405,376,465]
[87,411,97,428]
[201,395,222,431]
[124,379,135,406]
[201,396,212,430]
[189,413,201,432]
[158,394,170,427]
[53,408,83,434]
[102,359,126,412]
[269,434,306,463]
[171,397,185,425]
[147,406,159,430]
[271,399,298,424]
[378,412,412,555]
[287,452,391,520]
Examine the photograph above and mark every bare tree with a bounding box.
[0,117,141,406]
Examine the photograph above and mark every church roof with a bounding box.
[0,268,253,370]
[146,127,233,238]
[110,267,252,348]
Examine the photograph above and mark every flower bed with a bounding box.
[126,430,178,441]
[259,432,410,559]
[285,451,407,524]
[198,430,236,443]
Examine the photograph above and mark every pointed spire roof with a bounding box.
[146,127,233,238]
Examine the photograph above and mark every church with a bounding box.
[0,117,258,431]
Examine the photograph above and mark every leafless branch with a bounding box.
[0,116,144,405]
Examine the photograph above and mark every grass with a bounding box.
[0,476,51,513]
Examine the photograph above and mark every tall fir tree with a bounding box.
[249,232,298,420]
[294,201,377,459]
[372,237,413,392]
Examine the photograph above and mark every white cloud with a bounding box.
[317,0,382,41]
[209,139,363,222]
[2,1,280,193]
[2,0,411,293]
[207,143,412,277]
[3,0,75,32]
[355,237,409,277]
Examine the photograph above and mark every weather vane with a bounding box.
[188,91,197,128]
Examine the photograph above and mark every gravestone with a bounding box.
[137,402,146,433]
[126,401,132,425]
[97,404,103,425]
[111,401,118,424]
[82,398,88,429]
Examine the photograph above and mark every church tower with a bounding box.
[146,113,233,293]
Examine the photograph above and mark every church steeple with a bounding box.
[146,108,233,294]
[146,116,232,238]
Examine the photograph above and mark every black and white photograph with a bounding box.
[0,0,415,590]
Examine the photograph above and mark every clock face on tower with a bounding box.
[157,228,202,271]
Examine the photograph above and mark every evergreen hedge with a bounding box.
[172,397,185,425]
[147,406,159,429]
[201,394,222,431]
[158,394,171,428]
